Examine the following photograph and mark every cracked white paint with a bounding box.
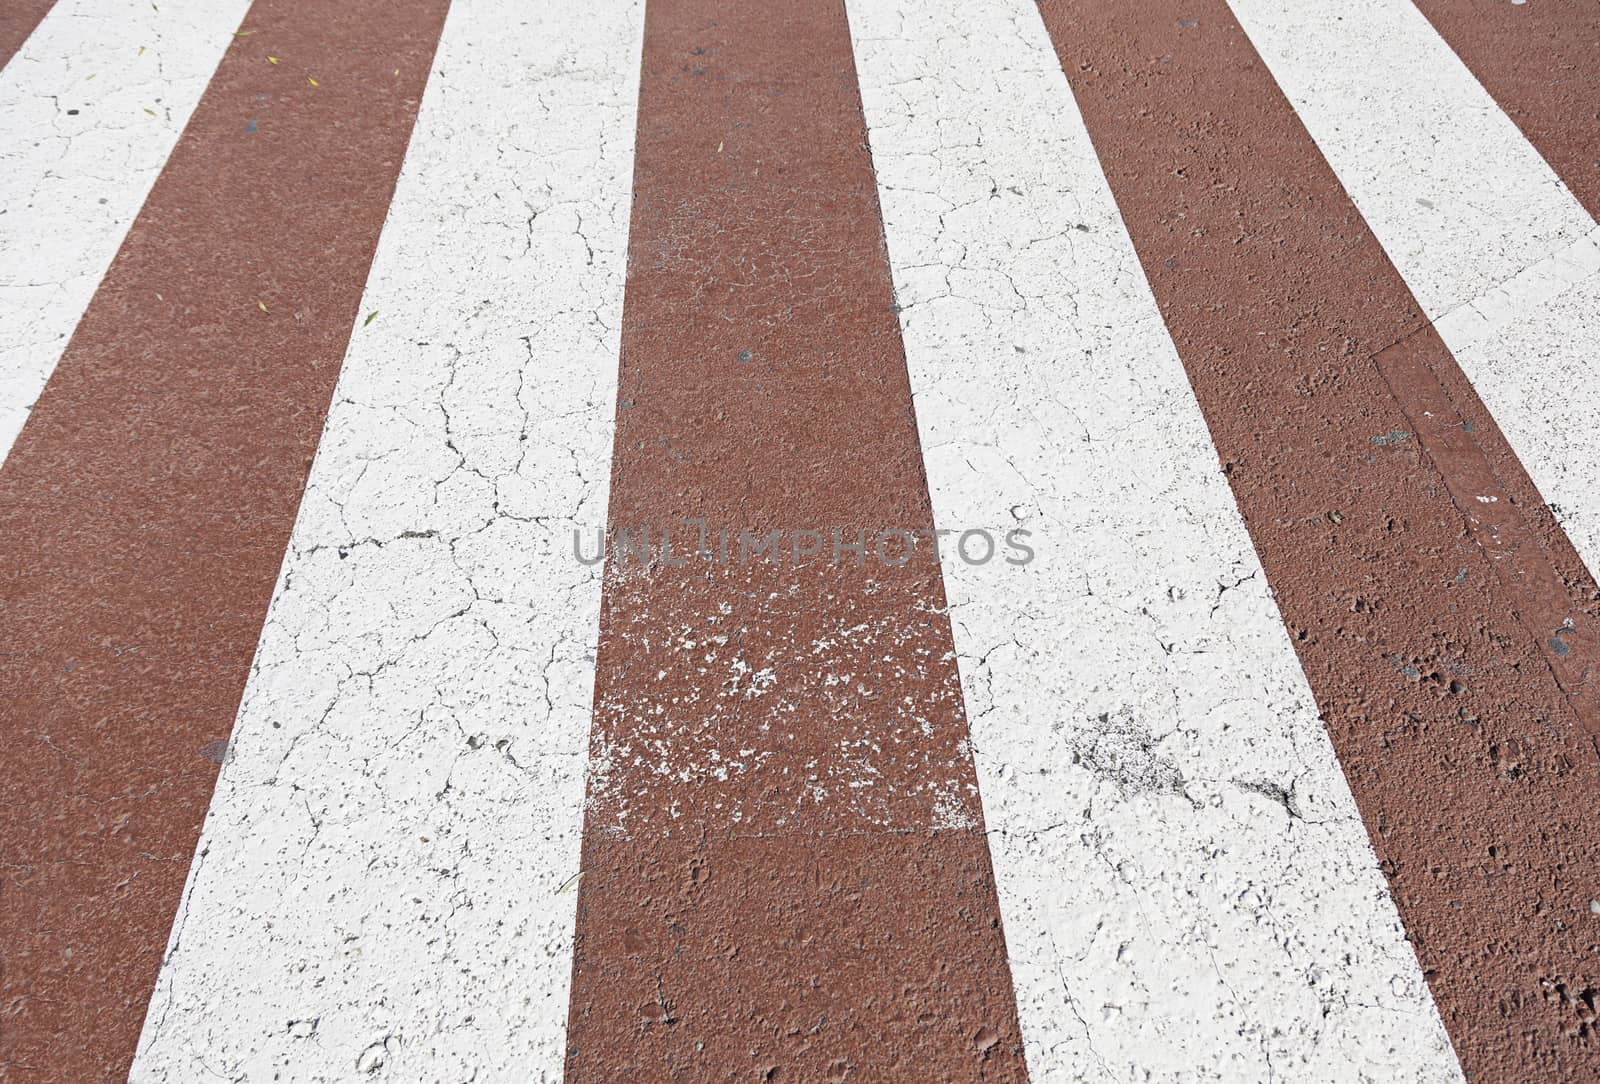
[129,1,644,1080]
[0,0,248,463]
[846,1,1464,1080]
[1229,0,1600,576]
[1432,228,1600,351]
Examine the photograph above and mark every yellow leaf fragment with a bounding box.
[267,55,279,64]
[307,76,318,87]
[257,300,269,313]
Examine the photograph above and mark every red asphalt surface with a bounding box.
[564,1,1024,1077]
[4,0,1600,1080]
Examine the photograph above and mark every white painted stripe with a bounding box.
[129,2,643,1079]
[0,0,248,464]
[846,2,1463,1080]
[1227,0,1600,575]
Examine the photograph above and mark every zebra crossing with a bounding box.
[3,1,1598,1080]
